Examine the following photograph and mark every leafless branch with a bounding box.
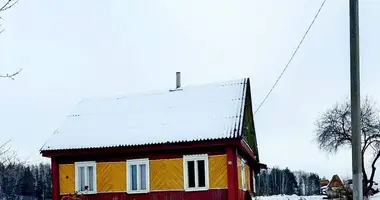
[0,139,19,165]
[368,148,380,191]
[0,68,22,80]
[0,12,4,33]
[315,96,380,197]
[0,0,18,12]
[0,0,22,79]
[0,0,18,33]
[315,102,352,153]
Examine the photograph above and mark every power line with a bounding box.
[254,0,328,115]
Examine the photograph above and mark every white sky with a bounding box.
[0,0,379,181]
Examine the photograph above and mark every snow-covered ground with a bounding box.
[371,193,380,200]
[255,195,324,200]
[255,194,380,200]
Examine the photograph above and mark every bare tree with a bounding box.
[315,97,380,197]
[0,139,18,165]
[0,0,22,79]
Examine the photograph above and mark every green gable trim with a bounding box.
[242,80,260,162]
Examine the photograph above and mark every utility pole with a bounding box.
[350,0,363,200]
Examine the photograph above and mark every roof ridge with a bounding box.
[81,77,249,103]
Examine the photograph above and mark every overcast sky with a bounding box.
[1,0,380,181]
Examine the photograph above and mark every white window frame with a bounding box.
[126,158,150,194]
[252,174,256,193]
[74,161,97,194]
[241,159,247,191]
[183,154,209,192]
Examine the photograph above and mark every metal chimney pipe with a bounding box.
[176,72,181,89]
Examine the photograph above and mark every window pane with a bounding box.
[187,161,195,188]
[197,160,206,187]
[131,165,137,190]
[88,166,94,191]
[140,164,147,190]
[241,163,246,190]
[79,167,85,191]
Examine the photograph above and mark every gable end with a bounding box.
[241,79,260,162]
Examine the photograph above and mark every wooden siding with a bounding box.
[60,189,228,200]
[59,164,75,195]
[97,162,126,192]
[150,158,183,191]
[209,155,228,189]
[245,164,250,191]
[237,157,242,189]
[58,154,228,194]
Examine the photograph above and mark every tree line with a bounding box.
[256,167,321,196]
[0,163,52,200]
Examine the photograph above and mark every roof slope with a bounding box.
[41,78,249,151]
[327,175,344,189]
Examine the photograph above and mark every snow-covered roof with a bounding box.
[41,78,250,151]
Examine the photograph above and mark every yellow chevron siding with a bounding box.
[97,162,126,192]
[59,164,75,194]
[150,159,183,191]
[237,157,242,189]
[245,164,250,191]
[209,155,228,189]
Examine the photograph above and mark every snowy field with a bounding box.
[255,193,380,200]
[255,195,323,200]
[372,193,380,200]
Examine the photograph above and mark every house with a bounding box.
[326,174,344,198]
[320,179,329,187]
[320,179,329,195]
[40,73,266,200]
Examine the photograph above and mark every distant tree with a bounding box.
[254,167,322,196]
[1,163,23,199]
[33,165,44,199]
[307,173,320,195]
[0,162,52,199]
[17,166,35,196]
[270,167,282,195]
[0,163,4,197]
[41,163,52,199]
[315,98,380,197]
[297,177,304,196]
[293,171,320,196]
[257,169,271,196]
[283,168,298,195]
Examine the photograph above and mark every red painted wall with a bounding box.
[238,190,249,200]
[227,147,238,200]
[60,190,228,200]
[51,158,59,200]
[48,139,255,200]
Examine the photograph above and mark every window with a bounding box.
[75,161,97,194]
[252,174,256,193]
[183,154,209,191]
[127,158,149,193]
[241,159,246,191]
